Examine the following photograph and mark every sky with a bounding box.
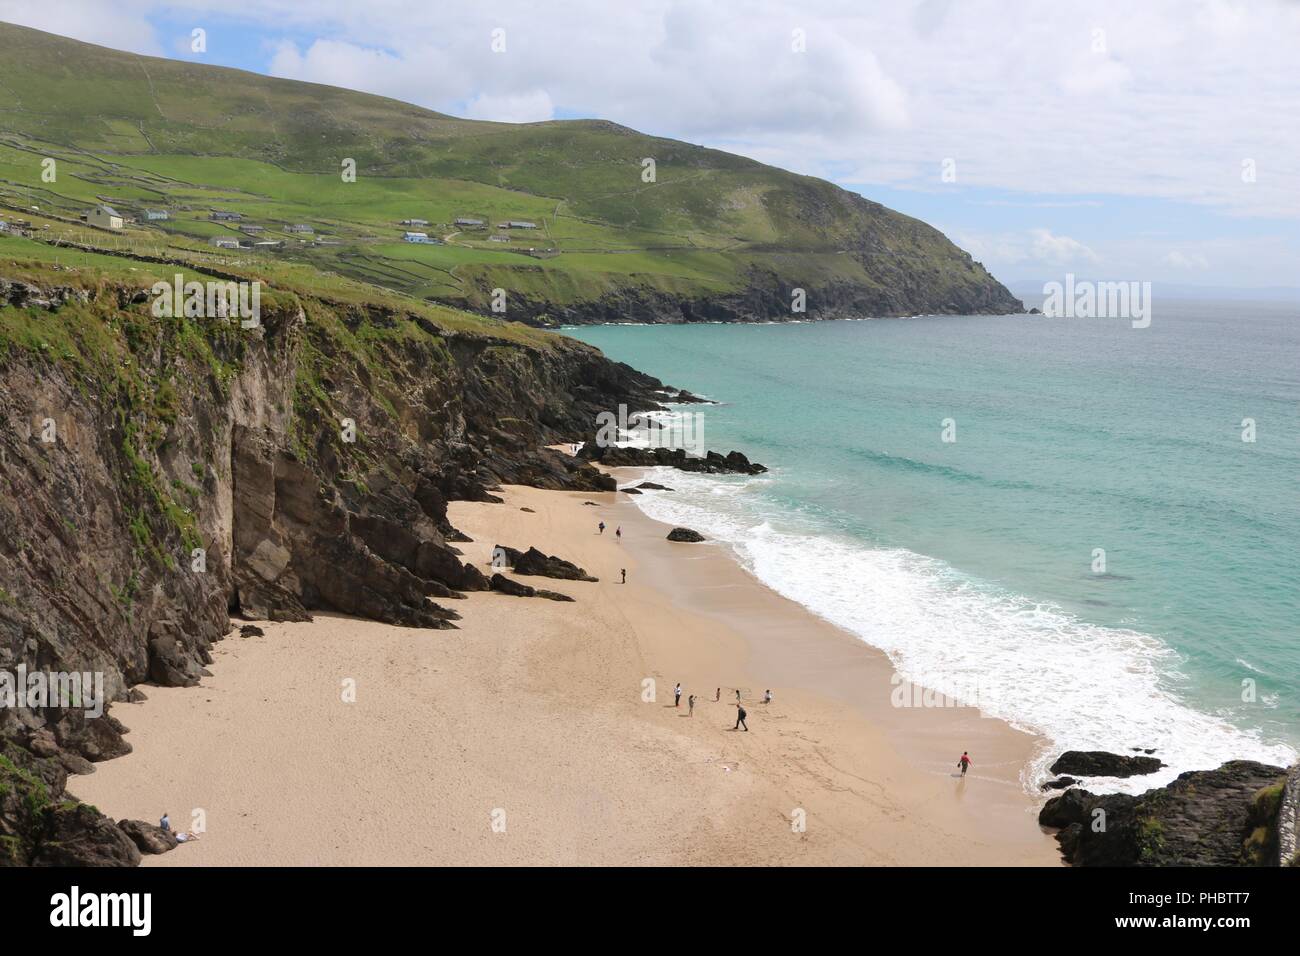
[3,0,1298,288]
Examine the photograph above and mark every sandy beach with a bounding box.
[74,473,1060,866]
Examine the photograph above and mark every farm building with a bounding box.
[209,236,241,249]
[454,217,485,227]
[400,218,429,226]
[488,234,510,242]
[403,231,432,243]
[499,220,538,229]
[240,224,264,234]
[286,223,314,233]
[87,205,123,230]
[210,210,242,221]
[143,209,169,221]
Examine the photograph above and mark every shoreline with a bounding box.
[73,480,1060,866]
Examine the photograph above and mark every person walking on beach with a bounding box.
[763,689,772,705]
[735,688,741,701]
[958,751,972,776]
[688,694,696,717]
[734,703,748,731]
[598,521,605,535]
[621,568,626,584]
[675,682,682,707]
[715,687,720,702]
[615,526,622,542]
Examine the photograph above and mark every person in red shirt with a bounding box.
[958,752,972,776]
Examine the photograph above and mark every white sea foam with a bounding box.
[629,468,1297,794]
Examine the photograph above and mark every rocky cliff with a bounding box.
[0,262,673,861]
[1039,760,1296,866]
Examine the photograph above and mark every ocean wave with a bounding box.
[628,467,1298,795]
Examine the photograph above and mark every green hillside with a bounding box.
[0,22,1021,323]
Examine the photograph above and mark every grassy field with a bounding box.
[0,22,1017,321]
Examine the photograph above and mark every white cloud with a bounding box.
[1031,229,1100,265]
[464,90,554,123]
[1163,250,1210,270]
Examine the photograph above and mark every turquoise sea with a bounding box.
[565,301,1299,791]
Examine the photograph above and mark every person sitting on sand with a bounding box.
[958,752,972,776]
[160,813,200,842]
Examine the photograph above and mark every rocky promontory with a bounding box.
[1039,760,1296,866]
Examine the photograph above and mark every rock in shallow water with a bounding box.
[1049,750,1164,778]
[666,527,705,543]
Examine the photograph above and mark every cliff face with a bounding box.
[449,259,1023,327]
[0,268,665,782]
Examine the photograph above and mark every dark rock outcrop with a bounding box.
[632,481,673,491]
[666,528,706,543]
[118,819,178,854]
[581,444,766,475]
[0,740,139,867]
[1050,750,1164,779]
[512,547,597,582]
[1039,760,1291,866]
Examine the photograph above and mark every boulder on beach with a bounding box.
[489,573,535,597]
[666,527,705,543]
[511,546,598,582]
[488,573,576,603]
[118,819,179,855]
[633,481,673,491]
[1049,750,1165,778]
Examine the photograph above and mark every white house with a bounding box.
[87,205,123,230]
[209,236,241,249]
[403,231,432,243]
[400,218,429,227]
[286,223,314,234]
[488,234,510,242]
[143,209,169,221]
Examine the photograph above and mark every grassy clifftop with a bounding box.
[0,22,1021,323]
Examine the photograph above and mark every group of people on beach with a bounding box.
[596,522,627,584]
[673,682,773,731]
